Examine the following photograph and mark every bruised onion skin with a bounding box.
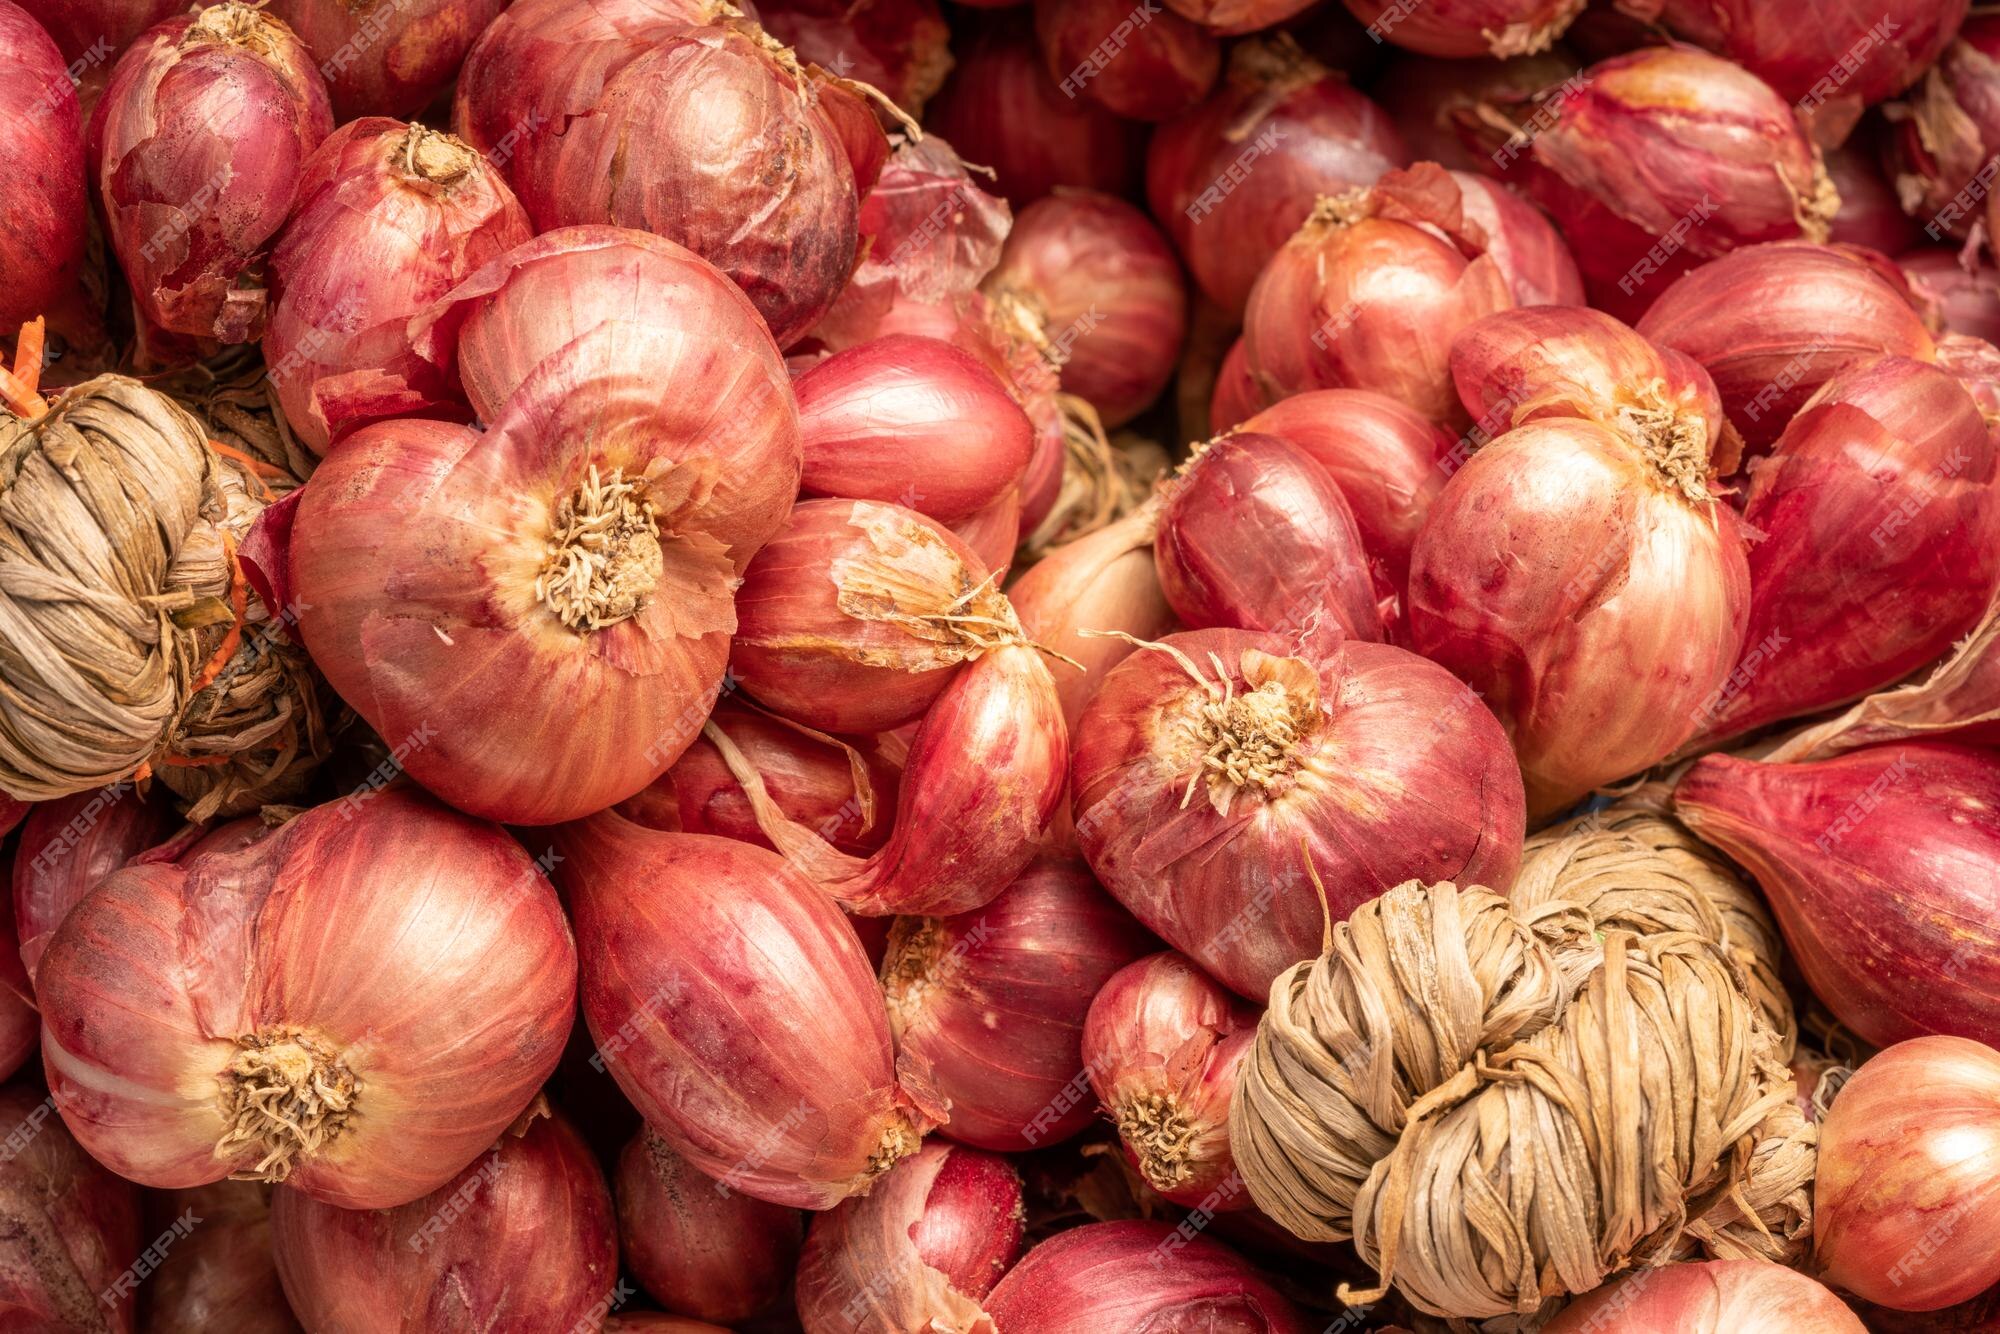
[881,860,1157,1151]
[92,4,333,343]
[266,0,510,119]
[0,2,88,333]
[795,335,1034,523]
[759,0,953,118]
[1696,356,2000,743]
[0,1080,142,1333]
[617,1129,803,1323]
[551,816,929,1209]
[1676,744,2000,1050]
[143,1183,299,1334]
[1340,0,1585,58]
[1451,171,1586,307]
[37,788,577,1210]
[11,782,178,987]
[267,118,532,455]
[1072,628,1525,1000]
[1636,242,1939,450]
[1033,0,1219,122]
[272,1108,617,1333]
[1148,38,1408,316]
[795,1142,1024,1332]
[1541,1259,1865,1333]
[1083,952,1257,1208]
[984,1220,1313,1333]
[1154,432,1382,649]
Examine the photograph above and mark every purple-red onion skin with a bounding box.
[0,1080,142,1333]
[1341,0,1585,58]
[0,2,88,332]
[265,0,509,119]
[92,6,333,343]
[1452,171,1587,307]
[1072,628,1525,1000]
[39,0,188,65]
[759,0,953,118]
[272,1110,618,1333]
[1903,248,2000,345]
[1372,51,1582,175]
[1033,0,1219,121]
[1826,133,1926,254]
[983,1220,1314,1333]
[144,1182,300,1334]
[1541,1258,1865,1333]
[1211,337,1267,433]
[1676,744,2000,1050]
[1884,15,2000,239]
[617,1129,803,1323]
[0,893,36,1085]
[1162,0,1318,36]
[11,782,178,987]
[1812,1036,2000,1313]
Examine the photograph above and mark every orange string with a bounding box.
[0,319,45,420]
[202,438,284,499]
[188,530,249,697]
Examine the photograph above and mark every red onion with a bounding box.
[758,0,953,117]
[1497,46,1835,320]
[1161,0,1318,36]
[1813,1036,2000,1312]
[1637,242,1939,450]
[144,1182,299,1334]
[1903,248,2000,344]
[606,1319,730,1333]
[1340,0,1586,58]
[38,1,187,66]
[1826,133,1926,254]
[1451,171,1586,306]
[617,1128,803,1323]
[10,782,177,987]
[0,895,35,1085]
[1148,37,1408,315]
[0,1080,142,1331]
[880,859,1156,1151]
[272,1105,617,1332]
[1542,1259,1865,1332]
[0,798,24,839]
[924,18,1144,207]
[796,1142,1024,1332]
[1083,952,1257,1208]
[1033,0,1219,121]
[984,190,1189,429]
[1210,337,1266,432]
[92,4,333,343]
[1155,432,1382,650]
[0,2,87,334]
[1676,743,2000,1050]
[294,227,800,826]
[266,118,532,455]
[984,1220,1312,1332]
[36,788,577,1208]
[1243,164,1515,426]
[953,491,1024,582]
[266,0,509,119]
[1072,628,1525,999]
[551,815,933,1208]
[796,334,1034,522]
[1884,15,2000,241]
[1696,356,1999,743]
[1371,50,1581,174]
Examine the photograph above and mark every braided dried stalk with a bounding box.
[1229,801,1811,1322]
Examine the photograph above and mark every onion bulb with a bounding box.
[144,1182,299,1334]
[1883,14,2000,240]
[266,0,511,119]
[11,781,178,986]
[1033,0,1219,121]
[0,1080,142,1331]
[983,1221,1312,1332]
[1902,248,2000,345]
[0,895,35,1084]
[758,0,954,118]
[0,2,87,333]
[1542,1259,1865,1332]
[617,1128,803,1323]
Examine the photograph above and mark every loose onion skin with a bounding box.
[984,191,1189,429]
[93,4,333,343]
[1885,15,2000,240]
[266,118,532,455]
[1676,744,2000,1050]
[143,1182,300,1334]
[1154,432,1382,649]
[1637,242,1939,450]
[1033,0,1219,121]
[1902,248,2000,344]
[265,0,510,119]
[11,782,178,987]
[983,1220,1313,1333]
[1084,952,1258,1208]
[36,788,578,1211]
[1813,1037,2000,1312]
[881,859,1157,1151]
[617,1129,803,1323]
[1340,0,1585,58]
[0,2,88,333]
[551,816,930,1209]
[795,335,1034,523]
[759,0,954,118]
[1542,1259,1865,1333]
[1072,628,1525,1000]
[0,1080,142,1333]
[1148,38,1408,315]
[272,1107,618,1333]
[795,1142,1024,1333]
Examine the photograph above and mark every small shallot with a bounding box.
[617,1129,803,1323]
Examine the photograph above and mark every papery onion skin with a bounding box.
[92,4,333,343]
[1072,628,1525,1000]
[272,1108,618,1333]
[759,0,954,117]
[1903,248,2000,344]
[267,118,532,455]
[1408,416,1750,817]
[37,788,577,1210]
[1883,15,2000,240]
[1452,171,1586,306]
[1813,1036,2000,1312]
[795,334,1034,523]
[1676,744,2000,1050]
[1340,0,1585,58]
[1084,951,1258,1208]
[924,19,1144,207]
[1148,38,1408,315]
[265,0,510,119]
[1033,0,1219,121]
[11,782,178,987]
[1636,242,1939,450]
[0,1080,142,1333]
[1372,51,1581,174]
[1542,1259,1865,1333]
[795,1142,1024,1333]
[880,859,1157,1151]
[983,1220,1313,1333]
[1154,432,1382,649]
[143,1182,300,1334]
[552,816,927,1209]
[984,190,1189,429]
[0,2,88,333]
[617,1128,803,1323]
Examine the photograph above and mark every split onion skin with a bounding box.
[1541,1258,1865,1332]
[617,1129,803,1324]
[0,1,88,332]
